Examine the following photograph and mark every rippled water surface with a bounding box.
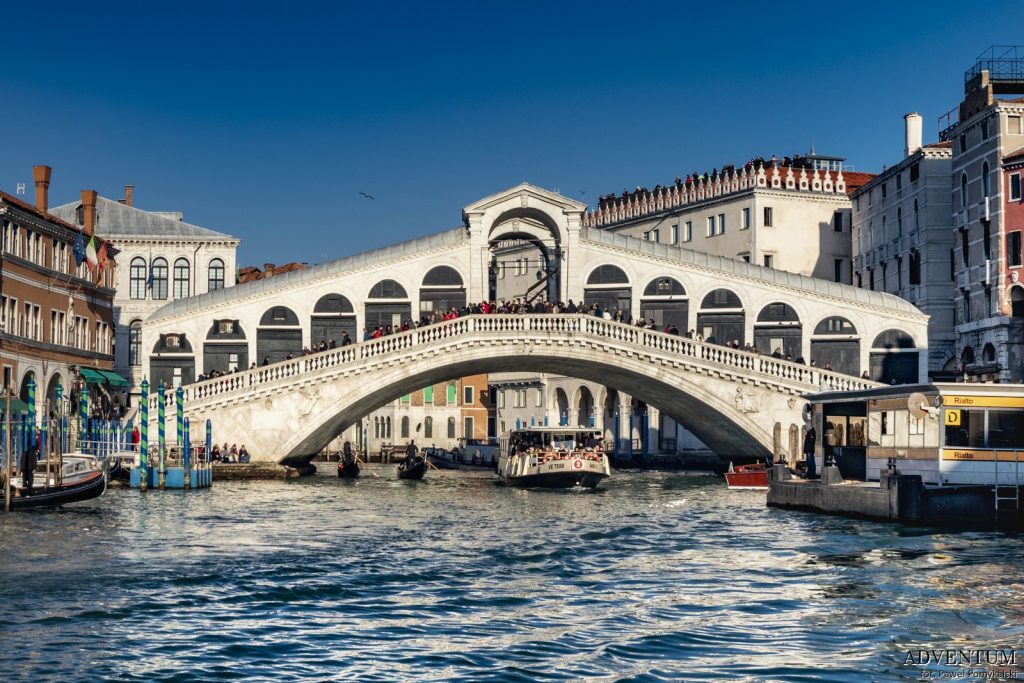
[2,467,1023,682]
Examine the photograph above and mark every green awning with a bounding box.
[98,370,129,387]
[80,368,107,384]
[0,397,32,412]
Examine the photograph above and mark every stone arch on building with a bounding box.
[1010,285,1024,318]
[640,276,688,331]
[365,279,412,332]
[311,294,356,347]
[44,372,64,414]
[18,369,38,411]
[696,288,745,346]
[810,316,860,376]
[982,343,997,364]
[204,319,248,375]
[869,329,918,385]
[151,332,195,388]
[256,306,302,365]
[420,266,467,318]
[574,385,595,427]
[754,302,802,358]
[583,264,631,317]
[551,387,570,425]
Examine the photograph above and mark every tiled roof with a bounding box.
[0,190,85,235]
[1003,146,1024,164]
[924,140,953,149]
[50,196,237,241]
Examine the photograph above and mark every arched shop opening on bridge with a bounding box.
[312,294,356,345]
[204,319,248,374]
[639,277,687,330]
[151,332,195,387]
[754,302,802,358]
[257,306,302,364]
[420,266,466,317]
[697,288,744,345]
[584,265,631,316]
[869,329,918,384]
[365,279,411,331]
[811,316,860,375]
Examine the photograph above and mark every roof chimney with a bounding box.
[80,189,97,237]
[32,165,52,213]
[124,185,134,207]
[904,112,923,158]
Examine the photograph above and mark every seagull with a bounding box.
[579,189,586,196]
[359,192,375,200]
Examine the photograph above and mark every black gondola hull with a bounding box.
[397,459,427,480]
[337,461,360,478]
[11,470,107,510]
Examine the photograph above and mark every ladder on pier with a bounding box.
[994,450,1020,517]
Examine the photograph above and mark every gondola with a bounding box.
[337,459,360,478]
[397,456,427,480]
[9,469,107,510]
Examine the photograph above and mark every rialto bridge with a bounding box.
[141,183,929,463]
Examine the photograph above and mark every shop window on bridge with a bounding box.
[369,279,408,298]
[312,294,356,346]
[204,319,248,375]
[754,303,802,358]
[257,306,301,364]
[366,279,411,331]
[696,289,744,346]
[587,265,629,285]
[640,277,688,330]
[584,265,631,318]
[420,266,466,315]
[811,317,859,376]
[869,329,918,385]
[151,333,194,388]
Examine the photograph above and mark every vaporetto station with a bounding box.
[141,184,928,464]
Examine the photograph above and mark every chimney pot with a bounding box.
[32,165,52,213]
[124,185,134,207]
[904,112,923,158]
[80,189,98,237]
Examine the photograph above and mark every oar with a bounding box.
[425,458,441,472]
[354,456,379,478]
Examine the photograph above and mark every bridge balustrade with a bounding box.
[155,314,877,411]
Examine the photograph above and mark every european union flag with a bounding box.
[146,266,155,290]
[72,231,86,266]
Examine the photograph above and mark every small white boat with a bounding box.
[497,428,611,489]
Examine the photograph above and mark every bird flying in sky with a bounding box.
[359,192,375,200]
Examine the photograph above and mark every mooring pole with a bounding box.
[183,417,191,491]
[158,380,166,491]
[4,388,11,513]
[140,379,149,492]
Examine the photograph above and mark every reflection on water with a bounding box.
[1,468,1023,681]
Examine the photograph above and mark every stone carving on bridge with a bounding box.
[734,388,759,414]
[296,387,322,420]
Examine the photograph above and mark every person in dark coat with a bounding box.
[404,440,419,467]
[20,441,39,494]
[803,426,817,478]
[342,441,355,465]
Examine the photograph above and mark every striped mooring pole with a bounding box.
[55,384,64,457]
[158,381,166,491]
[183,417,191,491]
[139,379,149,492]
[26,375,35,453]
[176,386,184,448]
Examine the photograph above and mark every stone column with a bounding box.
[647,406,661,453]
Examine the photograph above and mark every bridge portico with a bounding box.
[141,183,929,460]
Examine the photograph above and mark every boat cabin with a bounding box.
[500,428,604,457]
[805,383,1024,486]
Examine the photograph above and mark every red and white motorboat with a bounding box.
[724,462,769,490]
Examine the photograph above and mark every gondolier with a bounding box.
[20,440,39,495]
[404,440,418,467]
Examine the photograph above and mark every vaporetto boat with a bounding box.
[497,427,611,489]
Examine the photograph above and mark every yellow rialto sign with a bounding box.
[944,395,1024,408]
[941,449,1024,462]
[944,409,961,426]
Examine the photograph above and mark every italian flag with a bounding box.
[85,236,98,272]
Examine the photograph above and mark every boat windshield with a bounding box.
[551,437,576,450]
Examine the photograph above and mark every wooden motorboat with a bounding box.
[8,468,107,510]
[397,456,427,480]
[724,462,769,490]
[497,428,610,489]
[424,448,459,470]
[337,459,360,478]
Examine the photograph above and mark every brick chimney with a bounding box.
[33,165,52,213]
[80,189,97,237]
[124,185,134,207]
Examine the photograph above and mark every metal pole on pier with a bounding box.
[80,383,89,453]
[139,379,149,492]
[158,380,166,491]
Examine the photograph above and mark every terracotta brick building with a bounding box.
[0,166,118,416]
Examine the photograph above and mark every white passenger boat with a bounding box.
[497,427,611,489]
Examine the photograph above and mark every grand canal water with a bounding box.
[1,468,1022,682]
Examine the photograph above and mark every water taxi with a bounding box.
[497,427,611,489]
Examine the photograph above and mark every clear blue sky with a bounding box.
[3,0,1022,267]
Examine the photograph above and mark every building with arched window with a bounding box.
[51,187,239,400]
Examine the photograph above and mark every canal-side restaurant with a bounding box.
[769,383,1024,528]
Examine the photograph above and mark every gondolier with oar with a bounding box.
[404,440,419,468]
[20,434,39,495]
